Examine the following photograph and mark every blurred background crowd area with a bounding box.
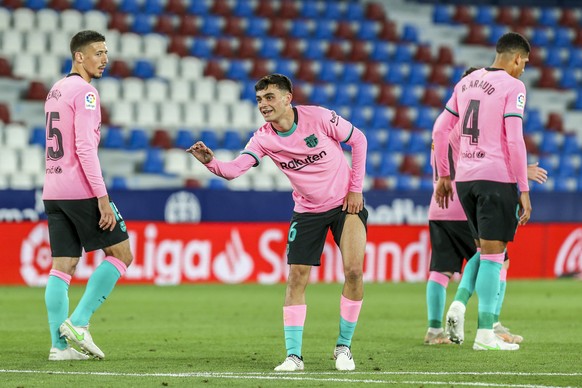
[1,0,582,192]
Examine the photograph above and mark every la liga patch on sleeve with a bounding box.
[85,92,97,110]
[516,93,525,110]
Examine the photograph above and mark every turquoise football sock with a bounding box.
[494,280,507,322]
[475,255,503,329]
[454,251,480,305]
[70,260,122,327]
[336,295,362,347]
[284,326,304,357]
[426,272,448,329]
[337,318,357,346]
[45,272,70,350]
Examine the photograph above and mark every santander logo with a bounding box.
[212,229,254,283]
[554,228,582,277]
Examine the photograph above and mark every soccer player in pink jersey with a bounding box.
[432,32,532,351]
[187,74,367,371]
[43,31,133,361]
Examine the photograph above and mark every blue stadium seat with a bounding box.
[370,42,391,62]
[143,0,164,14]
[400,25,419,43]
[309,86,330,105]
[313,20,335,40]
[119,0,141,13]
[554,176,577,192]
[331,86,355,106]
[385,64,406,85]
[450,65,466,83]
[530,27,550,47]
[365,130,383,152]
[554,27,572,48]
[539,131,562,154]
[300,0,320,18]
[354,83,377,106]
[274,59,296,78]
[207,178,227,189]
[557,155,577,177]
[143,148,165,173]
[174,129,195,149]
[357,22,378,41]
[245,18,268,37]
[420,177,433,191]
[392,44,414,63]
[133,59,155,79]
[538,155,558,177]
[233,0,255,17]
[128,128,149,150]
[414,107,435,130]
[407,63,427,85]
[366,156,380,177]
[103,127,126,149]
[303,39,325,60]
[572,89,582,110]
[524,109,544,133]
[487,24,507,45]
[29,126,46,148]
[558,69,578,89]
[349,108,370,129]
[190,39,213,58]
[341,63,362,83]
[200,129,220,149]
[399,85,419,107]
[200,15,223,36]
[407,132,429,153]
[567,48,582,68]
[61,58,73,74]
[240,81,257,102]
[188,0,209,15]
[395,174,420,191]
[544,47,563,68]
[386,129,408,152]
[132,14,153,34]
[538,8,558,27]
[323,1,343,19]
[432,5,452,24]
[222,130,243,150]
[257,37,281,58]
[289,20,311,39]
[226,60,249,81]
[562,134,580,154]
[345,2,364,21]
[474,5,494,25]
[378,152,402,176]
[318,61,339,83]
[369,106,392,130]
[71,0,93,11]
[111,176,128,190]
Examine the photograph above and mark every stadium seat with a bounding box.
[474,5,494,25]
[200,129,219,149]
[400,25,419,43]
[558,69,578,89]
[562,134,581,154]
[558,8,579,28]
[413,107,435,130]
[143,0,164,15]
[142,148,165,173]
[200,15,223,36]
[433,5,452,25]
[357,22,379,41]
[398,85,420,107]
[133,59,156,79]
[345,2,364,21]
[546,112,564,132]
[132,14,153,34]
[29,126,46,148]
[177,15,198,35]
[281,38,303,60]
[0,104,11,124]
[362,62,385,84]
[313,19,335,40]
[347,41,371,62]
[232,0,255,17]
[385,63,407,85]
[377,20,398,41]
[245,17,268,37]
[341,63,362,83]
[370,41,391,62]
[318,60,339,83]
[378,152,403,177]
[377,84,397,106]
[154,16,175,35]
[214,38,235,58]
[190,38,213,58]
[554,27,572,48]
[303,40,325,61]
[538,131,562,155]
[386,129,409,152]
[369,106,391,130]
[365,2,386,21]
[392,106,412,129]
[524,109,544,133]
[279,1,299,19]
[24,81,49,101]
[464,24,487,45]
[109,13,130,33]
[289,19,311,39]
[354,83,377,106]
[414,44,432,63]
[127,128,150,150]
[326,41,345,62]
[103,127,126,149]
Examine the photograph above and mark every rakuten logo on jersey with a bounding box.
[554,228,582,277]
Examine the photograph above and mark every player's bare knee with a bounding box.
[103,239,133,267]
[52,257,80,276]
[343,265,363,284]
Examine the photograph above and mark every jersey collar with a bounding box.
[271,107,298,137]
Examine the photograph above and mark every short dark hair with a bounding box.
[70,30,106,58]
[462,67,480,78]
[496,32,530,56]
[254,74,293,94]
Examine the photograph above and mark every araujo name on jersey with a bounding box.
[461,79,495,95]
[279,151,327,170]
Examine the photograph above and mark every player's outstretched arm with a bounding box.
[186,141,214,164]
[527,162,548,184]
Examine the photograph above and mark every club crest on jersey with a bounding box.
[85,92,97,110]
[516,93,525,109]
[304,134,318,148]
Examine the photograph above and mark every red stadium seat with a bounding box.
[150,129,172,149]
[365,2,387,21]
[167,35,189,57]
[250,59,270,79]
[421,88,443,108]
[536,67,558,89]
[546,112,564,132]
[524,134,539,155]
[335,21,355,40]
[203,60,225,79]
[452,6,472,24]
[414,44,433,63]
[435,46,453,65]
[427,65,449,86]
[224,17,245,36]
[362,62,383,84]
[377,85,397,106]
[24,81,49,101]
[100,105,111,126]
[279,1,299,19]
[496,7,514,25]
[527,48,543,67]
[255,0,277,18]
[238,37,258,59]
[377,20,398,41]
[347,41,370,62]
[108,60,132,78]
[0,57,12,77]
[517,8,537,27]
[3,0,22,8]
[281,38,303,60]
[154,15,176,35]
[295,60,316,83]
[177,15,198,36]
[558,9,579,28]
[210,0,231,15]
[573,28,582,47]
[392,107,412,129]
[400,155,422,176]
[213,38,234,58]
[0,103,11,123]
[464,25,487,45]
[165,0,186,14]
[47,0,69,11]
[291,84,308,105]
[268,18,289,38]
[326,41,345,61]
[95,0,118,13]
[109,13,129,33]
[184,178,202,188]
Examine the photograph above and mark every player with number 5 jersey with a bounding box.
[43,30,133,361]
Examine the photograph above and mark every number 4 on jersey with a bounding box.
[462,100,480,145]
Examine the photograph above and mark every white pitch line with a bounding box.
[0,369,577,388]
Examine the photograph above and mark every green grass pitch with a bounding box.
[1,280,580,387]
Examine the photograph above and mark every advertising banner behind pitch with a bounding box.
[1,222,580,286]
